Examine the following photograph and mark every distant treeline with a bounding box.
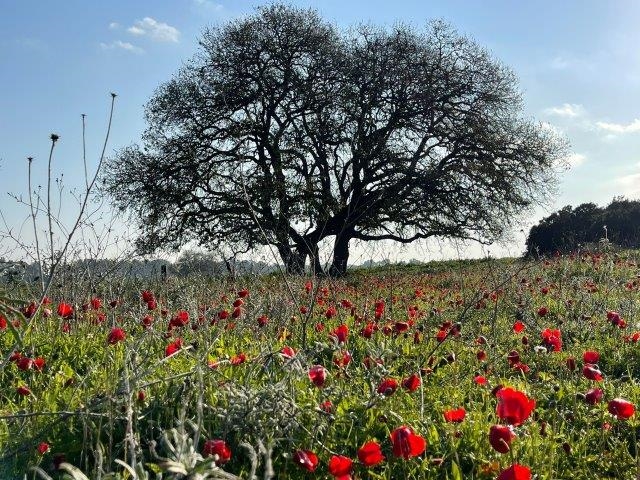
[526,197,640,256]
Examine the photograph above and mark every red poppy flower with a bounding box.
[218,309,229,320]
[328,455,353,478]
[57,302,73,319]
[237,288,249,298]
[280,346,296,359]
[402,374,421,392]
[583,350,600,364]
[537,306,548,317]
[436,329,448,343]
[377,378,399,396]
[232,306,242,319]
[141,290,155,303]
[541,328,562,351]
[37,442,50,455]
[585,388,603,405]
[17,385,31,396]
[474,375,488,386]
[340,299,353,309]
[0,315,6,330]
[232,298,244,308]
[325,305,338,319]
[477,350,487,361]
[513,321,525,333]
[583,364,603,381]
[320,400,333,413]
[165,338,183,357]
[34,357,45,371]
[358,441,385,467]
[497,463,531,480]
[107,327,126,344]
[293,449,319,472]
[507,350,520,366]
[443,407,466,423]
[22,302,37,319]
[257,314,268,327]
[496,387,536,426]
[333,350,352,368]
[17,357,33,371]
[309,365,327,387]
[489,425,516,453]
[230,353,246,365]
[202,439,231,463]
[608,398,635,419]
[331,324,348,343]
[169,310,189,329]
[390,426,426,459]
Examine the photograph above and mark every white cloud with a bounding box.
[613,172,640,198]
[615,172,640,186]
[595,119,640,134]
[544,103,585,118]
[194,0,224,10]
[109,22,120,30]
[127,17,180,43]
[564,153,586,168]
[100,40,145,54]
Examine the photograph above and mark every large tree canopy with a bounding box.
[104,4,567,275]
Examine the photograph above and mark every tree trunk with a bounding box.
[277,244,306,275]
[329,230,353,277]
[308,242,324,277]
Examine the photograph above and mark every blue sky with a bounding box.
[1,0,639,262]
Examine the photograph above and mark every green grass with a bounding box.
[2,250,640,479]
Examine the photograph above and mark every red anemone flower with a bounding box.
[57,302,73,319]
[390,426,426,459]
[328,455,353,478]
[308,365,327,387]
[513,321,525,333]
[17,385,31,396]
[497,464,531,480]
[358,441,385,467]
[489,425,516,453]
[402,374,421,392]
[583,350,600,364]
[443,407,466,423]
[331,324,348,343]
[496,387,536,426]
[585,388,603,405]
[280,346,296,359]
[37,442,50,455]
[107,327,126,345]
[377,378,399,396]
[608,398,635,419]
[202,439,231,463]
[165,338,183,357]
[293,449,319,472]
[583,364,603,381]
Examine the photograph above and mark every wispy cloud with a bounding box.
[193,0,224,11]
[127,17,180,43]
[595,119,640,134]
[544,103,585,118]
[564,153,587,168]
[100,40,145,54]
[613,171,640,198]
[109,22,120,30]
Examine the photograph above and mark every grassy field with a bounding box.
[2,250,640,479]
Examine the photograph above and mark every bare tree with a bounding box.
[104,4,567,276]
